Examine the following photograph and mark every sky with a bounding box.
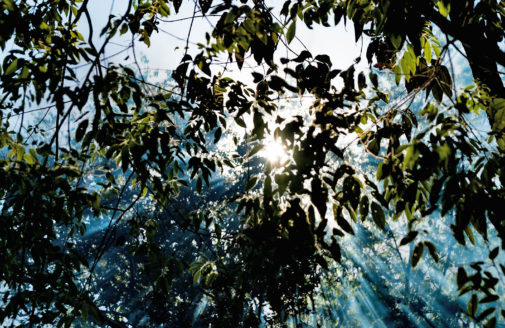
[84,0,365,81]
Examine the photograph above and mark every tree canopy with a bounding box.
[1,0,505,327]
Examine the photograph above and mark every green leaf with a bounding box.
[367,138,380,156]
[465,226,475,245]
[376,162,383,180]
[20,66,29,79]
[15,144,25,161]
[390,34,402,49]
[193,269,201,285]
[370,202,386,230]
[23,152,35,165]
[424,40,432,63]
[286,21,296,44]
[141,186,148,198]
[4,59,18,75]
[3,0,14,11]
[28,148,38,163]
[437,1,451,17]
[394,65,402,85]
[143,34,151,47]
[491,98,505,131]
[120,23,129,35]
[243,18,256,34]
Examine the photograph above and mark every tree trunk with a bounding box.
[462,33,505,100]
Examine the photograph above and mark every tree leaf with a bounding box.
[437,1,451,17]
[235,116,247,128]
[196,177,202,194]
[468,294,478,318]
[173,0,182,13]
[370,202,386,230]
[390,34,402,49]
[367,138,380,156]
[4,59,18,75]
[457,267,467,289]
[411,242,424,267]
[193,269,201,285]
[492,99,505,131]
[81,302,88,323]
[198,0,212,14]
[329,240,341,262]
[359,195,369,221]
[424,241,439,262]
[477,308,495,322]
[248,144,264,157]
[489,247,499,260]
[399,231,418,246]
[424,40,432,63]
[335,204,354,235]
[286,21,296,44]
[23,152,35,165]
[483,317,497,328]
[480,295,499,304]
[76,119,88,142]
[245,176,258,191]
[214,127,222,143]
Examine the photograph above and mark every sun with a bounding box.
[261,138,289,164]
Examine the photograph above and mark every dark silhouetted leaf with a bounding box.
[424,241,439,262]
[489,247,499,260]
[335,204,354,235]
[399,231,418,246]
[371,202,386,230]
[76,119,88,142]
[468,294,479,318]
[411,242,424,267]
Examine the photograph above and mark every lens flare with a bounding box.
[262,139,288,164]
